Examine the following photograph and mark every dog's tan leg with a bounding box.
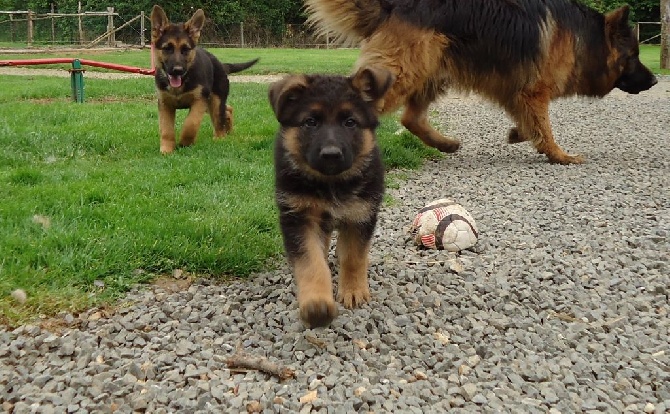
[335,226,371,309]
[180,99,208,147]
[507,127,529,144]
[225,105,233,134]
[208,95,231,139]
[508,92,583,164]
[401,95,461,153]
[158,101,177,154]
[294,224,338,328]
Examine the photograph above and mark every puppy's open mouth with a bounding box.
[168,74,183,88]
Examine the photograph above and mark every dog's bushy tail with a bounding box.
[304,0,388,45]
[224,58,259,74]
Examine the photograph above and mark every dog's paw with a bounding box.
[337,286,371,309]
[160,138,176,154]
[547,152,585,164]
[299,298,338,328]
[434,140,460,153]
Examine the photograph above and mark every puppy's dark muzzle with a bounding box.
[320,145,344,161]
[308,143,353,176]
[168,65,186,77]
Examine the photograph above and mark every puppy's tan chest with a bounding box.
[158,86,206,108]
[280,193,375,224]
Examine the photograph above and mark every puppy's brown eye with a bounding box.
[163,44,174,53]
[303,117,318,127]
[181,46,190,55]
[343,118,357,128]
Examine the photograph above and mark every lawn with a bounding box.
[639,44,670,75]
[0,47,362,75]
[0,48,440,325]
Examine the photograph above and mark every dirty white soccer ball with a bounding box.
[410,199,479,252]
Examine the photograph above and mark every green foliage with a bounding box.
[579,0,660,22]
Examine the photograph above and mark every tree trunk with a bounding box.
[662,0,670,69]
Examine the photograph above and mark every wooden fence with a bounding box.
[0,8,332,49]
[0,8,147,48]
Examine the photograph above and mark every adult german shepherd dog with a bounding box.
[305,0,658,164]
[269,67,393,328]
[150,5,258,154]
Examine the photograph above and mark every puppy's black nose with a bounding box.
[171,66,185,76]
[320,146,343,161]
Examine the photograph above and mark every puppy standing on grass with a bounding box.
[150,5,258,154]
[269,67,393,328]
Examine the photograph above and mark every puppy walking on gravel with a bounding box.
[269,67,393,328]
[150,5,258,154]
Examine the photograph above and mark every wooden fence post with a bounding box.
[27,10,34,46]
[51,3,56,45]
[78,2,84,44]
[107,7,115,47]
[662,0,670,69]
[635,23,639,42]
[9,14,14,43]
[140,11,146,47]
[240,22,245,47]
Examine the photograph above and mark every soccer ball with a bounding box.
[410,198,479,252]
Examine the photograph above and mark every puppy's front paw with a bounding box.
[337,285,371,309]
[299,298,338,328]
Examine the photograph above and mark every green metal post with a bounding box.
[70,59,85,103]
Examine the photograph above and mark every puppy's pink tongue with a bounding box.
[169,75,182,88]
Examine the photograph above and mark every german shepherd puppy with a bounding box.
[269,67,393,328]
[150,5,258,154]
[305,0,658,164]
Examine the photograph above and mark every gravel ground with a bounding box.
[1,78,669,413]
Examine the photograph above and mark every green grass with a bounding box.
[639,44,670,75]
[0,47,361,75]
[0,70,438,325]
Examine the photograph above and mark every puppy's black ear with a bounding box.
[268,75,309,123]
[185,9,206,44]
[351,66,394,104]
[150,5,169,43]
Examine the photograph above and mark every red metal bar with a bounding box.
[0,57,155,75]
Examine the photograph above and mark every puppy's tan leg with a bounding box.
[335,226,371,309]
[507,92,583,164]
[158,100,177,154]
[179,99,208,147]
[294,225,338,328]
[401,95,461,153]
[208,95,231,139]
[224,105,233,134]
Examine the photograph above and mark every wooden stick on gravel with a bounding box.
[226,352,295,380]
